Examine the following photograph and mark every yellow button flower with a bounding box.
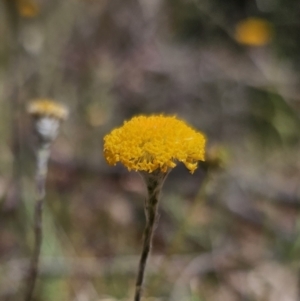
[103,115,206,173]
[16,0,39,18]
[28,99,68,120]
[235,18,273,46]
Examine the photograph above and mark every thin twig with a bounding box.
[24,144,50,301]
[134,172,166,301]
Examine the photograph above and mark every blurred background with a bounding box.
[1,0,300,300]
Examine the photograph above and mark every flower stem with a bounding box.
[25,144,50,301]
[134,172,166,301]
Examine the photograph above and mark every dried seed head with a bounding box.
[27,99,68,143]
[28,99,68,121]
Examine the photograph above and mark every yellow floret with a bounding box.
[103,115,206,174]
[28,99,68,120]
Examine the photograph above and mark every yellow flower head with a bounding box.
[27,99,68,120]
[17,0,39,18]
[235,18,273,46]
[103,115,206,174]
